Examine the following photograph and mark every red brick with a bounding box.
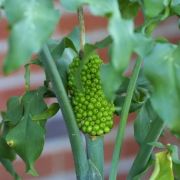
[104,137,138,162]
[0,18,9,40]
[55,13,107,35]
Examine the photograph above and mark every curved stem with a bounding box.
[40,45,88,180]
[77,6,85,58]
[109,58,142,180]
[86,136,104,179]
[127,120,164,180]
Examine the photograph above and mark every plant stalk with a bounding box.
[77,6,85,58]
[109,58,142,180]
[86,136,104,179]
[78,5,105,179]
[40,45,89,180]
[127,119,165,180]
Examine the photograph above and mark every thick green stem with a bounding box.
[127,119,165,180]
[86,136,104,179]
[109,58,142,180]
[40,45,88,180]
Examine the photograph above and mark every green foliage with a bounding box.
[68,55,114,136]
[144,43,180,137]
[171,0,180,15]
[169,145,180,179]
[32,103,60,121]
[0,137,15,160]
[0,158,20,180]
[3,0,60,73]
[3,96,23,126]
[134,100,161,145]
[1,0,180,179]
[150,151,174,180]
[48,27,80,88]
[118,0,139,19]
[143,0,170,18]
[3,88,48,176]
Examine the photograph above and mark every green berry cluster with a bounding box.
[68,54,114,136]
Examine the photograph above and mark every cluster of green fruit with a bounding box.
[68,54,114,136]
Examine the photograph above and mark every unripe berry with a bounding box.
[68,55,114,136]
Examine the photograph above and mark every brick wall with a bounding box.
[0,4,180,180]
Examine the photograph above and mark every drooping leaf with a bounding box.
[150,151,174,180]
[144,43,180,136]
[3,96,23,126]
[32,103,59,121]
[0,158,20,180]
[5,88,48,176]
[3,0,60,73]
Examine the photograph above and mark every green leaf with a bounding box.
[134,100,162,145]
[52,37,78,60]
[133,34,154,58]
[167,145,180,179]
[48,27,80,87]
[132,158,153,180]
[0,137,15,160]
[4,96,23,126]
[5,88,48,176]
[100,18,134,102]
[3,0,60,73]
[171,0,180,15]
[68,26,81,51]
[32,103,59,121]
[148,142,165,149]
[150,151,174,180]
[0,158,21,180]
[109,18,134,72]
[55,49,74,88]
[94,35,112,49]
[118,0,139,19]
[144,43,180,136]
[143,0,170,18]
